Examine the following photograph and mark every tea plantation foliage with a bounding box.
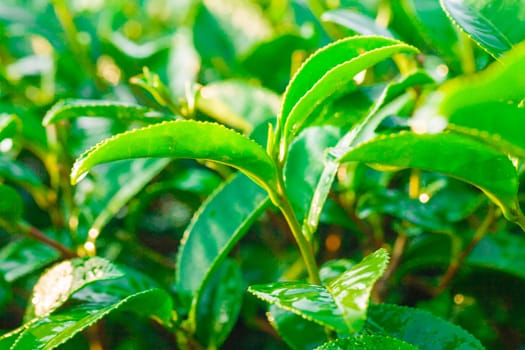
[1,0,525,349]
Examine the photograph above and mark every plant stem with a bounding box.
[18,221,77,258]
[273,181,321,284]
[435,206,495,294]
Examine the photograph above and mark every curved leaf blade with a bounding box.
[322,10,396,38]
[249,249,389,333]
[335,132,519,221]
[366,303,485,350]
[43,99,172,126]
[11,288,172,350]
[441,0,525,58]
[175,173,269,312]
[70,120,278,195]
[278,36,418,149]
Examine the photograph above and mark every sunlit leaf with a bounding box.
[249,249,389,333]
[277,36,418,152]
[24,257,123,320]
[70,120,279,197]
[322,9,395,38]
[335,132,519,222]
[42,99,173,126]
[11,288,172,350]
[441,0,525,58]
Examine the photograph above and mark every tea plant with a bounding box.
[1,0,525,349]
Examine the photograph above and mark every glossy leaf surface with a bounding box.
[441,0,525,58]
[278,36,418,149]
[42,99,172,126]
[366,303,485,350]
[249,249,389,333]
[25,257,123,319]
[316,335,418,350]
[176,173,269,310]
[322,9,395,38]
[12,288,172,350]
[335,132,519,221]
[195,259,243,349]
[70,120,278,194]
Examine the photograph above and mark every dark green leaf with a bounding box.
[42,99,173,126]
[335,132,519,222]
[467,231,525,280]
[366,303,485,350]
[175,173,269,310]
[441,0,525,58]
[268,305,327,350]
[195,259,243,348]
[0,238,60,282]
[316,335,418,350]
[0,184,23,223]
[70,120,279,197]
[249,249,389,333]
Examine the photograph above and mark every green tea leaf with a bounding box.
[335,132,519,222]
[441,0,525,58]
[467,231,525,280]
[24,257,123,320]
[249,249,389,333]
[0,238,59,282]
[305,71,432,238]
[440,41,525,114]
[0,184,23,223]
[43,99,172,126]
[176,173,269,312]
[277,36,417,152]
[316,335,418,350]
[70,120,278,196]
[0,113,21,140]
[268,305,327,350]
[168,27,200,99]
[366,303,485,350]
[195,259,243,349]
[11,288,172,350]
[322,9,396,38]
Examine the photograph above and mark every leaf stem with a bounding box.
[273,181,321,284]
[17,221,77,258]
[435,206,495,294]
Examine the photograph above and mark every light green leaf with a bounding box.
[305,72,432,238]
[447,102,525,159]
[42,99,172,126]
[439,40,525,115]
[441,0,525,58]
[168,27,200,99]
[335,132,519,222]
[0,114,21,140]
[322,9,396,38]
[366,303,485,350]
[196,80,280,132]
[24,257,123,320]
[11,288,172,350]
[195,259,243,349]
[70,120,278,196]
[277,36,418,153]
[175,173,269,312]
[249,249,389,333]
[316,335,418,350]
